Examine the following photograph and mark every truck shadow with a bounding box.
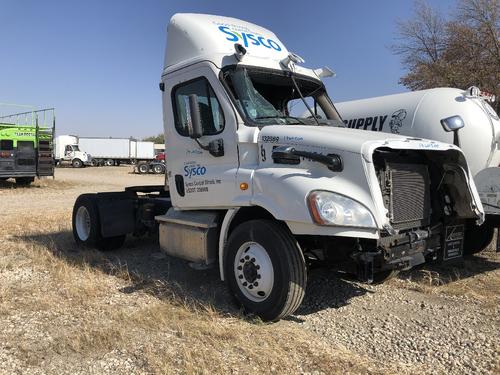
[16,230,500,320]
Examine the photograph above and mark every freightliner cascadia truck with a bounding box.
[0,106,55,185]
[72,14,485,321]
[335,89,500,255]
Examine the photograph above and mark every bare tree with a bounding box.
[393,0,500,112]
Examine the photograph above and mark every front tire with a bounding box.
[225,220,307,322]
[72,158,83,168]
[72,194,126,251]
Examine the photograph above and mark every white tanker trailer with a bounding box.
[334,87,500,254]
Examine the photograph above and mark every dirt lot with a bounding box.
[0,166,499,374]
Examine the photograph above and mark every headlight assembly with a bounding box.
[307,191,377,228]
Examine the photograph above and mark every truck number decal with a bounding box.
[260,144,266,162]
[262,136,279,143]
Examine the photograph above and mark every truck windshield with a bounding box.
[221,66,343,127]
[72,145,80,151]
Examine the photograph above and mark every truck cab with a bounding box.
[72,13,485,321]
[55,135,91,168]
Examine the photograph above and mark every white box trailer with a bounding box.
[129,140,155,160]
[78,137,155,166]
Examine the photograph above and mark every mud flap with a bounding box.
[97,192,136,238]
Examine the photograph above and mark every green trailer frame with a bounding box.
[0,105,55,184]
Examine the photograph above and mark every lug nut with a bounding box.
[248,285,253,289]
[257,275,261,279]
[238,275,243,279]
[237,266,242,270]
[256,265,260,270]
[251,258,255,262]
[254,282,258,286]
[243,282,247,287]
[245,256,250,260]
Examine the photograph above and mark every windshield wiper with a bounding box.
[288,73,321,126]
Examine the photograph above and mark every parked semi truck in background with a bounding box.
[0,105,55,185]
[72,14,485,321]
[54,135,92,168]
[78,137,155,166]
[335,88,500,255]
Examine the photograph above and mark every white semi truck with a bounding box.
[72,14,485,321]
[78,137,155,166]
[54,135,92,168]
[336,88,500,254]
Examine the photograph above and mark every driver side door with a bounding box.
[163,63,239,209]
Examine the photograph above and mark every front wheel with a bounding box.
[72,194,126,251]
[225,220,307,322]
[72,158,83,168]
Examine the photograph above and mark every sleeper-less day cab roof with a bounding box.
[163,13,320,80]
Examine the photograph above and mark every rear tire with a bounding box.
[72,194,126,251]
[152,164,165,174]
[225,220,307,322]
[15,177,34,186]
[72,159,83,168]
[137,162,149,174]
[104,159,114,166]
[463,223,495,256]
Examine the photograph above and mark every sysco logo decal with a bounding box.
[184,165,207,178]
[218,26,282,51]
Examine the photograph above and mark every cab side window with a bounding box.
[173,77,225,137]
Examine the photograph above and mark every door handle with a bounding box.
[174,174,185,197]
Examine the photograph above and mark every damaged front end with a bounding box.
[353,146,483,282]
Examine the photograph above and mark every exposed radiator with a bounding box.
[386,162,431,230]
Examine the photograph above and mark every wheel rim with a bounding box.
[234,241,274,302]
[154,165,162,173]
[139,165,148,173]
[75,206,91,241]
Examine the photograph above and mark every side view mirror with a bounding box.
[441,115,464,147]
[188,94,203,139]
[441,115,464,132]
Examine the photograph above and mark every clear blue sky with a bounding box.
[0,0,455,138]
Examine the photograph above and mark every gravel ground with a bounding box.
[0,166,498,374]
[295,268,499,374]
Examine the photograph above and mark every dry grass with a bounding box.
[390,250,500,307]
[0,177,77,191]
[0,211,406,374]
